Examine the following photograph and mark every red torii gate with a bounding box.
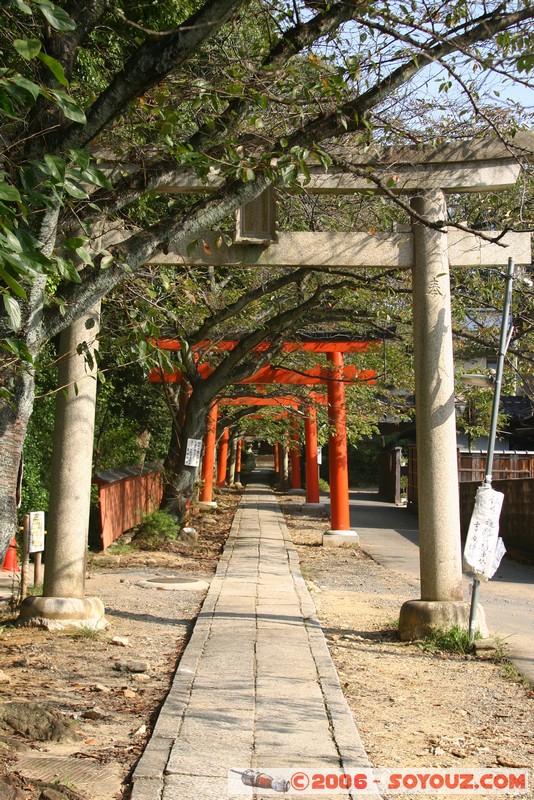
[150,338,379,544]
[218,394,326,501]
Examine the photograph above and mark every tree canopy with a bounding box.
[0,0,533,548]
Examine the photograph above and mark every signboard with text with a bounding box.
[29,511,45,554]
[184,438,203,467]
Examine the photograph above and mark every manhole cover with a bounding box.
[136,576,210,591]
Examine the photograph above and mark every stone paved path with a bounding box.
[131,482,373,799]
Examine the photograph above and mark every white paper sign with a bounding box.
[184,438,203,467]
[29,511,45,553]
[463,484,506,581]
[317,448,322,465]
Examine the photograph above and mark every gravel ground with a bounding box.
[0,488,531,800]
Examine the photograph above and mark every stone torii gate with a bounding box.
[149,138,532,639]
[20,137,532,637]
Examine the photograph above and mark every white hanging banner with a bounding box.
[463,484,506,581]
[184,438,203,467]
[317,448,322,465]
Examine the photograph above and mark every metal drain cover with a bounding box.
[136,576,209,591]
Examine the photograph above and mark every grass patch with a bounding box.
[417,625,480,655]
[499,658,533,690]
[25,582,43,597]
[68,625,102,640]
[106,541,134,555]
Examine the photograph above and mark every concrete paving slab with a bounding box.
[131,478,375,800]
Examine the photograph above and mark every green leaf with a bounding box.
[0,267,27,299]
[64,178,88,199]
[186,239,198,256]
[64,236,87,249]
[55,257,81,283]
[12,0,33,14]
[75,246,93,265]
[44,154,65,182]
[13,38,42,60]
[4,231,22,253]
[49,90,86,123]
[3,295,22,331]
[37,53,68,86]
[100,254,114,269]
[3,337,33,363]
[79,165,112,189]
[0,182,21,202]
[35,0,76,31]
[9,74,41,99]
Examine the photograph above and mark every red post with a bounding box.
[326,352,351,532]
[304,404,320,504]
[199,402,218,503]
[235,439,243,483]
[290,418,301,490]
[217,427,230,487]
[273,442,280,474]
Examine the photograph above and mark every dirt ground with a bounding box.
[0,488,531,800]
[279,493,534,795]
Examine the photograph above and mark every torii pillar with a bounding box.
[199,402,218,508]
[303,404,322,510]
[289,418,304,494]
[273,442,280,475]
[216,427,230,488]
[399,189,486,639]
[234,438,243,486]
[323,352,358,546]
[18,307,107,629]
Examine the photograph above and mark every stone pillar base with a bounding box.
[398,599,488,641]
[302,502,324,513]
[198,501,218,510]
[323,530,359,547]
[288,488,306,496]
[17,596,107,631]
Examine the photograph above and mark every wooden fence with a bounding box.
[459,478,534,563]
[404,447,534,563]
[407,447,534,508]
[93,465,163,550]
[378,447,402,504]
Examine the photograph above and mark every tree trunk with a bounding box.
[160,388,212,523]
[0,369,36,559]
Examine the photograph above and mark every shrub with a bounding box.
[132,510,179,550]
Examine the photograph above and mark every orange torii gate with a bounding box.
[218,394,327,501]
[150,337,378,542]
[149,361,375,385]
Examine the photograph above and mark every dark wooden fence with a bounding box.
[407,447,534,508]
[93,465,163,550]
[405,447,534,563]
[378,447,402,504]
[459,478,534,563]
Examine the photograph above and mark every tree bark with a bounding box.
[0,370,36,558]
[160,387,213,522]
